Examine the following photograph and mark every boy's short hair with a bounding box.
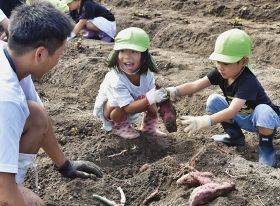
[8,2,74,55]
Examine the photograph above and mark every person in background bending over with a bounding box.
[65,0,116,42]
[0,2,102,205]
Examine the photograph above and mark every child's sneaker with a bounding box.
[140,112,167,137]
[112,119,140,139]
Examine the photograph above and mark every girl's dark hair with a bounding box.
[70,0,91,22]
[107,50,159,74]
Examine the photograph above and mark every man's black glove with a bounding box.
[58,160,103,179]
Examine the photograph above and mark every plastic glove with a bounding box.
[146,88,168,105]
[58,160,103,179]
[67,32,76,41]
[166,87,177,101]
[181,115,211,135]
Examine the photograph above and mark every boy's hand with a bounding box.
[146,88,168,105]
[166,87,177,101]
[58,160,103,179]
[181,115,211,135]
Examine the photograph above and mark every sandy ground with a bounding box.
[24,0,280,205]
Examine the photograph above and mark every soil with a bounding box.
[25,0,280,205]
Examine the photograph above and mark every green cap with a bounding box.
[209,29,252,63]
[63,0,74,5]
[114,27,150,52]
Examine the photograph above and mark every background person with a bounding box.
[65,0,116,42]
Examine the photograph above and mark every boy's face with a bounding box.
[118,49,141,75]
[215,58,247,80]
[33,42,66,79]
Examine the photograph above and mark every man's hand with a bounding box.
[166,87,177,101]
[146,88,168,105]
[181,115,211,135]
[58,160,103,179]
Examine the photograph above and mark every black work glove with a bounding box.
[58,160,103,179]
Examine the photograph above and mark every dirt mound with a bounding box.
[25,0,280,205]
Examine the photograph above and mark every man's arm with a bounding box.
[0,173,27,206]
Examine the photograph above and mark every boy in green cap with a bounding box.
[161,29,280,167]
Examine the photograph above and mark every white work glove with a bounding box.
[146,88,168,105]
[181,115,211,135]
[67,32,76,41]
[166,87,177,101]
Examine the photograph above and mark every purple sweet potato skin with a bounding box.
[189,181,235,206]
[157,99,177,132]
[176,171,215,186]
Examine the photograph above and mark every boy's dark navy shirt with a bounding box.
[70,0,115,22]
[207,67,280,115]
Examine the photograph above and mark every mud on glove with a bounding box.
[58,160,103,179]
[146,88,168,105]
[166,87,178,101]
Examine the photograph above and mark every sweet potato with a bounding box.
[157,99,177,132]
[189,181,235,206]
[176,171,215,186]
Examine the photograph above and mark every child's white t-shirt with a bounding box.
[100,69,155,108]
[0,9,7,23]
[94,69,155,131]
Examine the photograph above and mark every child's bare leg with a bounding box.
[104,102,139,139]
[86,22,100,32]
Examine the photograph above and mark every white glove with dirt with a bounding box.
[181,115,211,135]
[166,87,177,101]
[146,88,168,105]
[67,32,76,41]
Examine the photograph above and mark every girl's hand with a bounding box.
[146,88,168,105]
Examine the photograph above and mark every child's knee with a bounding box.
[110,107,126,122]
[206,93,226,113]
[253,104,280,129]
[26,101,48,133]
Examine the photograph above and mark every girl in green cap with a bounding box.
[94,27,168,139]
[65,0,116,42]
[160,29,280,167]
